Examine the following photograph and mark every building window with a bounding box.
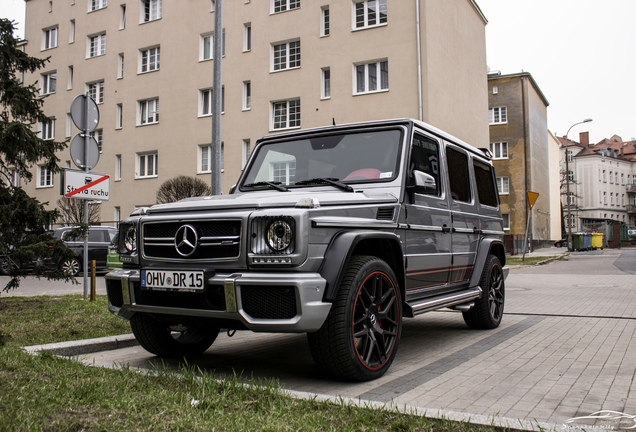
[622,194,625,206]
[489,106,507,124]
[141,0,161,22]
[69,20,75,43]
[243,81,251,110]
[567,170,574,182]
[321,6,330,36]
[199,87,224,117]
[41,71,57,95]
[37,165,53,188]
[621,173,625,185]
[616,172,619,184]
[490,142,508,160]
[611,193,615,205]
[568,192,575,205]
[272,40,301,71]
[88,33,106,58]
[66,113,72,137]
[604,191,607,204]
[117,53,124,78]
[610,171,613,184]
[138,98,159,125]
[90,0,108,11]
[354,0,387,29]
[273,0,300,13]
[603,170,606,182]
[496,176,509,195]
[114,207,121,226]
[244,23,251,51]
[492,86,498,94]
[119,5,126,29]
[137,152,157,178]
[271,99,300,130]
[67,66,73,90]
[90,129,103,152]
[243,139,251,166]
[140,46,160,72]
[566,214,575,228]
[354,60,388,94]
[271,160,296,184]
[115,155,121,180]
[87,80,104,104]
[502,213,509,230]
[40,119,55,140]
[566,150,573,162]
[199,143,224,173]
[201,31,225,61]
[7,169,19,188]
[116,103,123,129]
[321,68,330,99]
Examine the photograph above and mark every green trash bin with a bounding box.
[571,233,584,251]
[591,232,603,249]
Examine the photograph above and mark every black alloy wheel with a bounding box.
[463,254,505,329]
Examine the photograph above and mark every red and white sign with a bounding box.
[62,169,110,201]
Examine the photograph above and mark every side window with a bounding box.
[473,160,498,208]
[446,147,471,203]
[409,134,441,196]
[88,230,103,242]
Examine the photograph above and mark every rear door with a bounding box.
[472,157,503,236]
[403,132,452,301]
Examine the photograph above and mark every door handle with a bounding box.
[441,224,451,233]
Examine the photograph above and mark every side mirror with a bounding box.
[229,184,237,194]
[410,170,437,194]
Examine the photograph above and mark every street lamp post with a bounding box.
[564,118,592,251]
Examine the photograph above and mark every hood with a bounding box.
[147,189,399,214]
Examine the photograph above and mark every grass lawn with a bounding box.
[0,295,507,431]
[505,256,561,266]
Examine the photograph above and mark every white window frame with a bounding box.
[87,80,104,104]
[198,143,224,173]
[119,5,126,29]
[243,81,251,110]
[272,0,300,14]
[243,139,251,166]
[87,33,106,58]
[490,142,508,160]
[199,87,224,117]
[136,151,158,178]
[321,6,330,36]
[115,154,122,181]
[40,119,55,140]
[603,170,606,182]
[352,0,387,30]
[496,176,509,195]
[140,0,161,23]
[270,160,296,184]
[41,71,57,95]
[568,192,575,205]
[566,150,573,162]
[489,106,507,125]
[116,103,123,129]
[69,20,75,43]
[66,113,72,137]
[37,165,53,188]
[321,67,331,99]
[243,23,251,52]
[90,129,103,153]
[138,98,159,125]
[604,191,607,204]
[271,39,301,72]
[42,26,58,50]
[89,0,108,12]
[117,53,124,78]
[8,168,19,188]
[502,213,510,230]
[200,33,212,61]
[353,59,388,95]
[610,171,613,184]
[271,99,300,131]
[139,46,160,73]
[67,66,73,90]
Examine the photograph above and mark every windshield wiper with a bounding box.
[243,181,289,192]
[294,178,354,192]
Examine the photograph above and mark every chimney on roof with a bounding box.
[580,132,589,147]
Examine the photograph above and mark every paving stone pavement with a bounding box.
[29,248,636,431]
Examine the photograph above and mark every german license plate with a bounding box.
[141,270,205,291]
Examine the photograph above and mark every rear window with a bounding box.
[473,161,498,208]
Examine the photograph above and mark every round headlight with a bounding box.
[267,220,293,251]
[123,226,137,253]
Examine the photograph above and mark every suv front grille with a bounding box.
[142,220,241,261]
[240,286,297,319]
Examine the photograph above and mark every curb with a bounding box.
[23,333,138,356]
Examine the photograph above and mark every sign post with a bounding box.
[69,94,100,299]
[522,191,540,261]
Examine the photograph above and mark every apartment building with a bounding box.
[559,132,636,231]
[487,71,552,246]
[21,0,489,223]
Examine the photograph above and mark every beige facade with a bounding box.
[20,0,489,224]
[547,131,562,240]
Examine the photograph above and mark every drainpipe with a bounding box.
[521,75,530,248]
[416,0,423,121]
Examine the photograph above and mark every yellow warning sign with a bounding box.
[527,191,540,209]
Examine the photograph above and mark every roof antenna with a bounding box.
[332,118,336,126]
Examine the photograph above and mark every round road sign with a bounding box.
[69,133,100,170]
[70,94,100,133]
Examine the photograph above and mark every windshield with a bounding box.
[241,129,403,189]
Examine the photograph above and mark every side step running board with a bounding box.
[405,286,482,317]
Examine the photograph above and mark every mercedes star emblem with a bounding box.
[174,224,198,257]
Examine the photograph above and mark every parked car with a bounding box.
[554,238,568,248]
[42,226,118,276]
[106,119,508,381]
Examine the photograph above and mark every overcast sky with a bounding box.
[1,0,634,144]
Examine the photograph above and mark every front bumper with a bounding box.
[104,269,332,333]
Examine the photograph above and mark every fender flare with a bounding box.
[469,237,506,289]
[319,230,404,302]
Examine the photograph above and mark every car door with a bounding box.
[87,229,110,267]
[472,157,503,237]
[403,132,452,302]
[445,143,480,288]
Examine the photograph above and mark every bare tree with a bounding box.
[156,176,211,204]
[57,197,101,226]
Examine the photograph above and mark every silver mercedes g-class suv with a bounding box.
[106,118,507,381]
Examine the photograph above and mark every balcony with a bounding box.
[627,205,636,214]
[626,185,636,193]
